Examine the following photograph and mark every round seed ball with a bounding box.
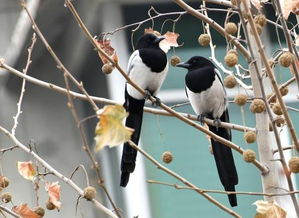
[267,94,276,104]
[0,177,9,188]
[101,63,114,74]
[34,207,45,217]
[254,14,267,26]
[279,52,295,67]
[234,93,248,106]
[243,149,256,163]
[274,116,285,127]
[225,22,238,35]
[272,103,283,115]
[280,87,288,96]
[46,201,55,210]
[224,75,237,88]
[1,192,12,203]
[231,0,237,5]
[289,157,299,173]
[162,151,173,164]
[170,55,181,67]
[83,186,96,201]
[224,51,238,67]
[244,131,257,144]
[250,99,266,113]
[198,34,211,46]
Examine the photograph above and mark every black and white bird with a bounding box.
[120,33,169,187]
[176,56,238,207]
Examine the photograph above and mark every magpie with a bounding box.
[120,33,169,187]
[176,56,238,207]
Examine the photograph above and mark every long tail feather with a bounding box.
[120,89,145,187]
[208,110,238,207]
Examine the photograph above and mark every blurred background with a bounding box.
[0,0,298,217]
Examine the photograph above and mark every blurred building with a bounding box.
[0,0,298,218]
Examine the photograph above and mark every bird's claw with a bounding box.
[197,114,206,124]
[144,90,152,100]
[152,96,161,107]
[144,90,161,107]
[213,118,221,130]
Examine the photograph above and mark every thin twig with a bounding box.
[63,73,121,217]
[127,141,241,218]
[101,7,236,36]
[273,146,295,154]
[0,205,21,218]
[11,33,36,136]
[267,76,296,103]
[70,164,90,187]
[0,145,18,153]
[147,180,299,197]
[203,2,252,90]
[0,125,118,218]
[272,0,299,90]
[172,0,250,59]
[0,62,255,133]
[20,0,99,112]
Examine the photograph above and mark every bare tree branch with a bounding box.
[0,125,118,218]
[147,180,299,197]
[11,33,36,136]
[127,140,241,218]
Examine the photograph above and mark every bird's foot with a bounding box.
[213,118,221,130]
[144,90,161,107]
[152,96,161,107]
[197,114,206,125]
[144,90,152,101]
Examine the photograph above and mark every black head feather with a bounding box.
[136,34,165,50]
[176,56,215,70]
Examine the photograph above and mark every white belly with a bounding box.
[186,79,226,118]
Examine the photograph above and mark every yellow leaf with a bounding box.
[94,105,133,151]
[12,204,40,218]
[17,161,36,181]
[45,181,61,210]
[253,200,287,218]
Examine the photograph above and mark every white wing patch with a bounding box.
[126,50,168,100]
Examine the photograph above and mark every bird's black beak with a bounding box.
[154,36,165,44]
[176,62,190,69]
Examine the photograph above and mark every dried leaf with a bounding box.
[251,0,269,10]
[45,181,61,210]
[17,161,36,181]
[162,31,180,47]
[12,204,40,218]
[253,200,287,218]
[95,39,118,65]
[94,105,133,151]
[251,0,262,10]
[281,0,299,19]
[144,28,161,36]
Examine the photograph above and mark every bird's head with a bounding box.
[176,56,214,70]
[136,33,165,50]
